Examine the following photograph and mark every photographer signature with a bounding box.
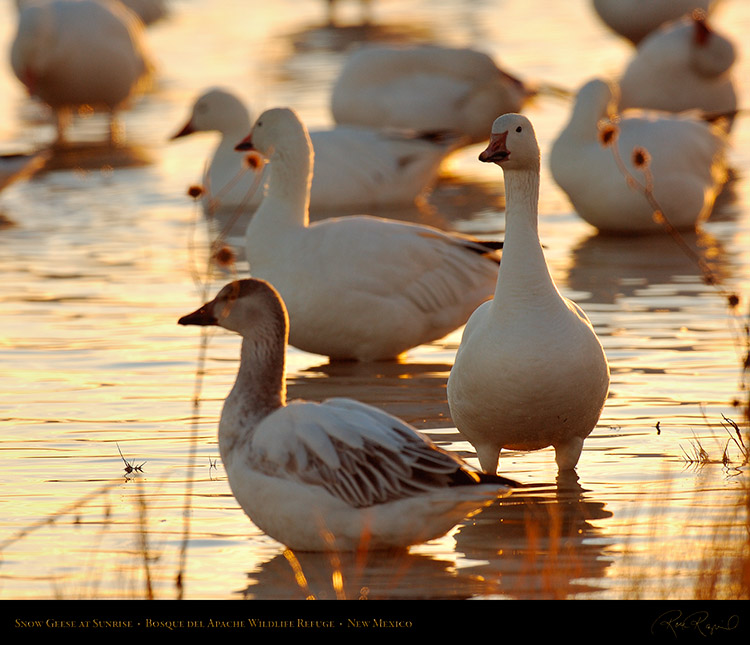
[652,609,740,638]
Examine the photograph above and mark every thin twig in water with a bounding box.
[599,119,733,302]
[680,432,711,466]
[175,157,264,598]
[116,442,145,476]
[601,118,748,435]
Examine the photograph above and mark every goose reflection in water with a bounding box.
[565,229,730,306]
[287,358,456,428]
[453,473,614,599]
[240,475,614,600]
[240,548,493,600]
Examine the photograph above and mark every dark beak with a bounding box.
[178,302,217,326]
[479,131,510,164]
[170,120,194,140]
[235,133,255,151]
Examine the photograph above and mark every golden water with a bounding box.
[0,0,748,601]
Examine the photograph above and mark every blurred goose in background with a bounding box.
[447,113,610,473]
[178,278,518,551]
[15,0,169,25]
[118,0,169,25]
[171,88,460,215]
[549,78,729,234]
[10,0,154,145]
[0,149,48,192]
[331,44,532,145]
[234,107,502,362]
[617,13,737,116]
[591,0,721,44]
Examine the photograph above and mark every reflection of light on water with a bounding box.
[597,464,748,599]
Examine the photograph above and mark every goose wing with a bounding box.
[248,398,496,508]
[307,216,501,315]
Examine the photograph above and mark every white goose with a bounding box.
[15,0,169,26]
[618,13,737,116]
[592,0,720,44]
[178,279,518,551]
[171,88,458,214]
[234,107,502,362]
[10,0,154,144]
[447,113,610,473]
[549,78,729,234]
[331,44,532,145]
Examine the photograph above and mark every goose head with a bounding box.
[567,78,619,134]
[689,13,736,78]
[171,88,251,139]
[478,113,540,172]
[178,279,288,341]
[234,107,310,161]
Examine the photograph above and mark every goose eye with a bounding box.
[516,126,523,133]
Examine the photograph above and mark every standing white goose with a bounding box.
[331,44,532,145]
[549,78,729,234]
[447,113,610,473]
[10,0,154,144]
[171,88,458,214]
[178,279,518,551]
[617,13,737,116]
[592,0,720,45]
[234,107,502,362]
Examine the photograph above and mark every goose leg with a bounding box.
[554,436,584,471]
[108,112,124,146]
[54,107,72,146]
[475,444,501,475]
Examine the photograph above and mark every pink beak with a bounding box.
[479,131,510,164]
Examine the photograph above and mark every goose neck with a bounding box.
[218,302,289,465]
[259,146,313,227]
[567,89,612,142]
[223,333,287,442]
[503,168,540,224]
[217,110,252,140]
[494,168,558,302]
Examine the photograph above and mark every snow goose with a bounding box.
[446,113,610,473]
[549,78,729,234]
[234,107,502,362]
[618,13,737,116]
[331,44,532,145]
[592,0,720,44]
[15,0,169,26]
[10,0,154,144]
[171,88,458,214]
[178,278,518,551]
